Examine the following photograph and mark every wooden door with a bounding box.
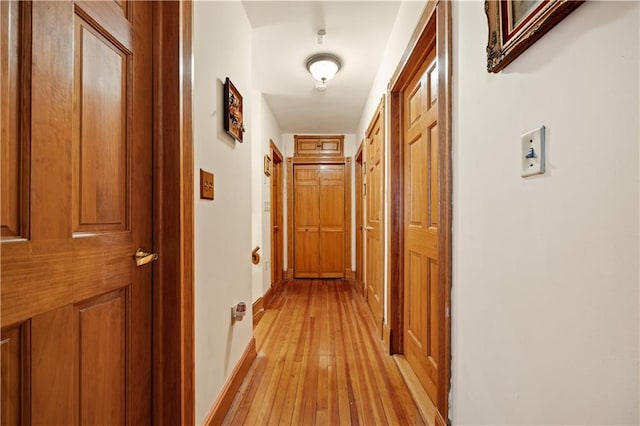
[402,46,441,403]
[355,144,364,294]
[1,1,153,424]
[318,165,345,278]
[271,143,284,286]
[365,101,384,331]
[292,163,345,279]
[294,165,320,278]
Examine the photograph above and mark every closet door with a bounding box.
[319,165,345,278]
[293,165,319,277]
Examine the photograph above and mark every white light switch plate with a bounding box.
[521,125,545,177]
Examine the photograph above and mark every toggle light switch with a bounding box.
[521,126,545,177]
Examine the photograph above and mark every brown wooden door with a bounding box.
[293,164,345,279]
[271,144,284,285]
[318,165,345,278]
[402,46,441,403]
[355,145,364,294]
[1,1,153,424]
[294,165,320,278]
[365,102,384,331]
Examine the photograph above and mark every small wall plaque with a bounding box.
[200,169,214,200]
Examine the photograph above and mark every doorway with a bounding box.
[286,155,352,279]
[270,140,284,289]
[355,143,364,294]
[388,2,452,425]
[364,97,385,336]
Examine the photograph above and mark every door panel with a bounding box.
[1,325,23,425]
[31,306,75,425]
[403,48,441,404]
[0,0,25,238]
[73,16,128,233]
[319,165,345,277]
[319,183,344,226]
[319,230,344,278]
[78,290,126,425]
[365,100,384,330]
[294,228,320,278]
[355,146,364,293]
[294,165,319,277]
[1,1,153,423]
[271,146,284,286]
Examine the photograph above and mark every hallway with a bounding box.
[222,280,425,425]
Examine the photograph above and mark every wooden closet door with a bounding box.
[365,101,384,330]
[403,46,441,405]
[294,165,319,278]
[318,165,345,278]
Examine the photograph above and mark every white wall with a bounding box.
[356,1,427,138]
[451,1,639,424]
[193,3,254,423]
[281,133,358,273]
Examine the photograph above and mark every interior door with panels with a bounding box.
[365,99,384,331]
[270,143,284,286]
[293,165,320,278]
[1,1,153,424]
[403,45,441,406]
[318,165,345,278]
[355,144,364,293]
[292,163,346,279]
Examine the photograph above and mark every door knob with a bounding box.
[364,226,374,231]
[134,248,159,266]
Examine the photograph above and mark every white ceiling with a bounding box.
[242,1,402,134]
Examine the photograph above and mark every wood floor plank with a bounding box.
[222,279,426,425]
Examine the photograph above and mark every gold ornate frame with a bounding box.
[485,0,583,73]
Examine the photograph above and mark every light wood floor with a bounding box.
[222,279,426,426]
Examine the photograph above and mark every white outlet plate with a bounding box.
[521,125,545,177]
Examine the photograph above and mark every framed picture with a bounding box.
[485,0,583,73]
[264,154,272,177]
[223,77,245,142]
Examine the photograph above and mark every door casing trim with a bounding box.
[152,2,194,424]
[270,140,284,289]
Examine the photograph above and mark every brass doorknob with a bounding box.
[134,248,159,266]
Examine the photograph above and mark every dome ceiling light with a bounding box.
[305,53,342,91]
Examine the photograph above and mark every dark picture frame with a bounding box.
[485,0,584,73]
[223,77,245,142]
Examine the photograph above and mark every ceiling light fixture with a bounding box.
[305,53,342,91]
